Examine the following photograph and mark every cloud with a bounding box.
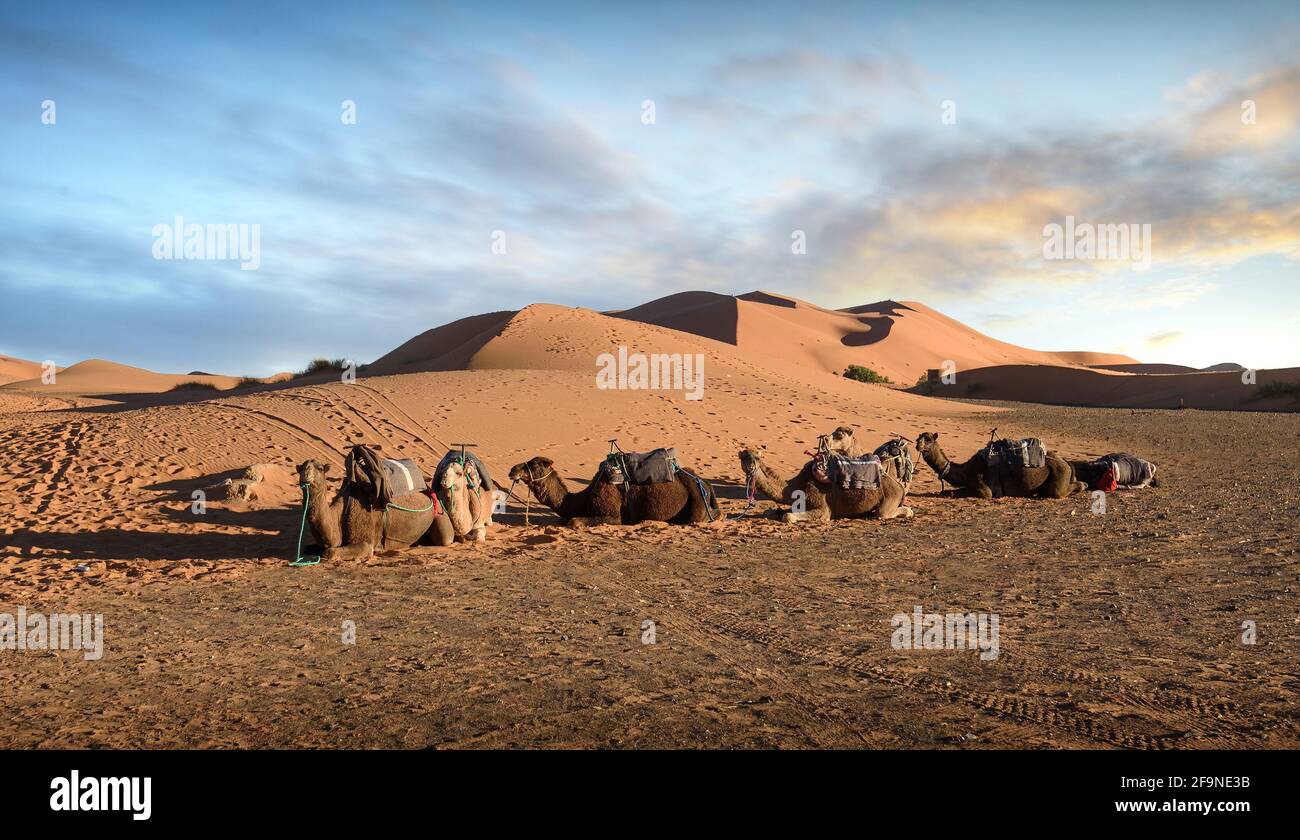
[1145,330,1184,348]
[743,62,1300,307]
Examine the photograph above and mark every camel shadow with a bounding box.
[710,479,749,500]
[3,525,290,562]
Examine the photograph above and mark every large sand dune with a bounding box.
[613,291,1136,384]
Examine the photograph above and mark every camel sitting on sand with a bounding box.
[913,432,1085,499]
[296,459,454,560]
[737,442,913,523]
[507,455,718,527]
[439,459,491,542]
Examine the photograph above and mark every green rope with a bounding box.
[290,482,321,567]
[386,497,435,513]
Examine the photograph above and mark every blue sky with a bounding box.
[2,0,1298,374]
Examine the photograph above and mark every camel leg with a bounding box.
[876,487,914,519]
[566,516,622,528]
[784,504,830,524]
[325,541,375,562]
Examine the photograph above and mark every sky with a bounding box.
[2,0,1298,375]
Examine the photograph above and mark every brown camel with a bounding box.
[439,459,491,542]
[296,459,454,560]
[737,446,913,523]
[507,456,718,527]
[913,433,1085,499]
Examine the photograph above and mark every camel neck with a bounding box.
[530,471,570,512]
[749,460,792,503]
[306,481,332,505]
[925,447,952,476]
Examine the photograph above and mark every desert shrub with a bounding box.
[911,372,937,396]
[843,365,891,384]
[235,376,264,388]
[1250,380,1300,403]
[170,380,219,392]
[297,357,351,377]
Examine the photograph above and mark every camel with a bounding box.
[439,459,491,542]
[507,455,718,527]
[737,445,913,523]
[913,433,1085,499]
[295,459,454,561]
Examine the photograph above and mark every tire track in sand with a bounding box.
[588,565,1184,749]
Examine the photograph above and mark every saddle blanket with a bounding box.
[828,455,882,490]
[380,458,425,498]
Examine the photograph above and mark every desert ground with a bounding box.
[1,293,1296,748]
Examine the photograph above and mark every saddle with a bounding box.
[599,447,679,485]
[984,437,1047,469]
[873,439,914,486]
[1094,453,1156,488]
[342,445,426,505]
[827,454,882,490]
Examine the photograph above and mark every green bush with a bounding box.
[169,380,219,392]
[843,365,891,384]
[297,357,351,377]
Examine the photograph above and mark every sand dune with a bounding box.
[1,358,241,394]
[918,363,1300,411]
[367,310,519,374]
[614,291,1137,384]
[0,355,47,386]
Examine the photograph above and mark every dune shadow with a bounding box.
[59,371,347,415]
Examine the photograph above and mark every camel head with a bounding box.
[508,456,555,487]
[296,459,331,488]
[914,432,941,459]
[826,425,857,454]
[440,460,467,492]
[738,447,765,476]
